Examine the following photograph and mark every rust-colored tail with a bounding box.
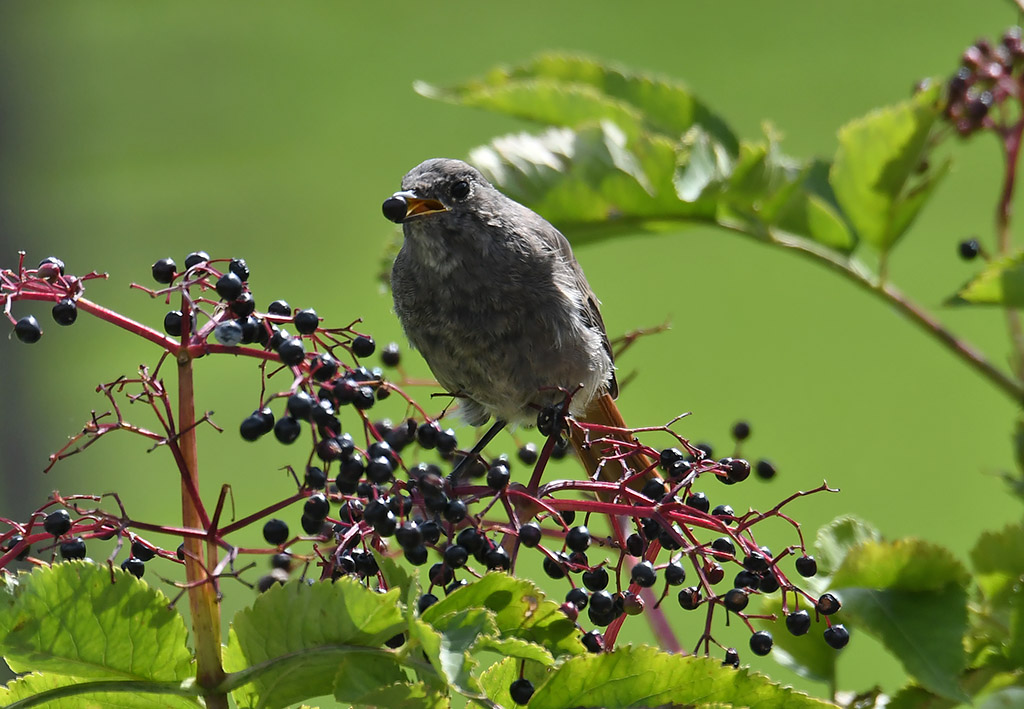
[571,393,657,489]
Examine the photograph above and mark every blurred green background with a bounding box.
[1,0,1020,701]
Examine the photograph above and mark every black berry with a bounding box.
[263,519,289,545]
[215,272,244,301]
[273,416,302,444]
[267,299,291,316]
[352,335,375,357]
[723,648,740,668]
[509,678,534,705]
[723,588,748,612]
[582,629,604,653]
[731,421,751,440]
[59,537,87,560]
[665,561,687,586]
[293,308,319,334]
[43,509,72,537]
[518,442,539,464]
[631,560,657,588]
[130,539,156,562]
[686,492,710,513]
[152,258,176,283]
[14,315,42,344]
[417,593,438,614]
[229,258,249,281]
[519,521,542,548]
[121,557,146,579]
[824,624,850,649]
[582,566,610,592]
[276,337,306,367]
[796,555,818,577]
[163,311,183,337]
[749,630,773,656]
[786,610,811,636]
[678,587,701,610]
[184,251,210,269]
[565,525,591,553]
[816,593,841,615]
[381,342,401,367]
[959,238,981,260]
[303,493,330,520]
[51,298,78,326]
[755,459,777,480]
[304,466,327,489]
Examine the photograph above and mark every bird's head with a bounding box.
[382,158,496,225]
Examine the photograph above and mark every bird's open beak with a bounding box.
[382,190,449,224]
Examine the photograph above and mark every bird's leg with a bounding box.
[449,419,507,481]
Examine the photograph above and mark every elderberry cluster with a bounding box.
[0,251,848,675]
[943,27,1024,136]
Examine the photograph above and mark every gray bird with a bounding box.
[383,158,617,445]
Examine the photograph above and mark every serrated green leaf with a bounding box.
[0,672,200,709]
[476,635,555,666]
[409,616,479,697]
[760,597,836,684]
[970,521,1024,605]
[527,646,833,709]
[224,578,405,709]
[814,516,881,576]
[831,539,970,591]
[333,653,408,704]
[951,251,1024,306]
[374,549,414,600]
[0,562,192,682]
[352,681,448,709]
[829,85,943,252]
[774,160,856,252]
[470,122,704,233]
[831,540,969,702]
[674,126,733,203]
[418,52,738,151]
[480,656,550,708]
[421,572,582,658]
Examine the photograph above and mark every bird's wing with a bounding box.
[534,218,619,399]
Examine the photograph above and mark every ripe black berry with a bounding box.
[59,537,87,560]
[52,298,77,326]
[277,337,306,367]
[796,555,817,577]
[286,391,314,420]
[163,311,183,337]
[723,588,748,612]
[263,519,289,545]
[665,561,686,586]
[695,442,714,459]
[816,593,841,615]
[352,335,375,357]
[121,557,146,579]
[625,533,646,557]
[273,416,302,444]
[215,272,244,301]
[723,648,740,668]
[443,499,468,523]
[310,353,338,381]
[958,238,981,260]
[786,610,811,636]
[686,492,710,513]
[485,546,511,570]
[543,554,567,579]
[566,587,588,610]
[404,545,428,566]
[428,562,454,587]
[667,459,692,478]
[417,593,438,614]
[734,570,759,589]
[43,509,72,537]
[631,560,657,588]
[582,629,603,653]
[290,308,317,335]
[731,421,751,440]
[435,428,457,454]
[743,551,769,573]
[519,521,542,547]
[381,342,401,367]
[641,478,667,501]
[304,466,327,489]
[184,251,210,269]
[754,459,777,480]
[704,561,725,585]
[395,521,424,549]
[229,292,255,318]
[14,315,42,344]
[509,678,534,705]
[229,258,249,281]
[267,299,291,316]
[759,573,780,593]
[303,493,330,520]
[416,422,440,448]
[711,537,735,557]
[366,456,395,484]
[131,539,156,562]
[518,442,538,464]
[749,630,773,656]
[152,257,176,284]
[565,525,591,553]
[712,504,735,522]
[678,587,701,610]
[486,461,511,489]
[582,566,610,592]
[824,624,850,649]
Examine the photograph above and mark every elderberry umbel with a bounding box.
[0,250,846,668]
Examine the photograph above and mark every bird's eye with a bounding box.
[450,180,470,200]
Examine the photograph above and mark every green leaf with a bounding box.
[813,515,881,576]
[374,549,414,600]
[224,577,405,709]
[774,160,856,252]
[480,656,550,708]
[476,635,555,666]
[829,85,943,252]
[0,673,200,709]
[421,572,582,658]
[0,562,192,682]
[409,614,481,697]
[352,681,448,709]
[831,540,969,701]
[527,646,833,709]
[951,251,1024,306]
[970,521,1024,606]
[332,653,409,705]
[417,52,738,151]
[674,126,734,203]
